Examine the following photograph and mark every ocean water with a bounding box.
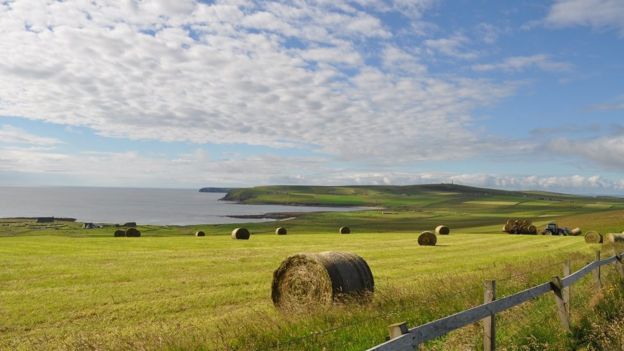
[0,187,362,225]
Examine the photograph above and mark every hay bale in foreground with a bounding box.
[435,225,450,235]
[339,226,351,234]
[605,233,624,243]
[585,231,602,244]
[125,228,141,237]
[271,251,374,311]
[275,227,287,235]
[418,231,437,246]
[114,229,125,237]
[570,228,582,236]
[231,227,250,240]
[195,231,205,237]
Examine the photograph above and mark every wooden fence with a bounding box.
[366,249,624,351]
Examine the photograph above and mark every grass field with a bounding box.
[2,184,624,350]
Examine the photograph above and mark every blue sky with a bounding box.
[1,0,623,194]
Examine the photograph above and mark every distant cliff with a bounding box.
[198,187,237,193]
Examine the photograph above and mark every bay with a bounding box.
[0,187,364,225]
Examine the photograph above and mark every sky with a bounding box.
[0,0,623,194]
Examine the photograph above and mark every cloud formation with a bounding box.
[473,54,573,72]
[545,0,624,35]
[2,144,622,193]
[0,125,61,146]
[548,135,624,170]
[0,0,515,163]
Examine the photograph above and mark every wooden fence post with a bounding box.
[563,260,571,316]
[483,280,496,351]
[387,322,408,340]
[612,248,624,279]
[594,251,602,290]
[551,276,571,332]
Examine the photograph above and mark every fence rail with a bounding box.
[366,249,624,351]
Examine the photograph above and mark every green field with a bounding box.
[2,184,624,350]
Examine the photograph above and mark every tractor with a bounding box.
[542,222,570,236]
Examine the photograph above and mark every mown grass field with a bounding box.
[3,184,624,350]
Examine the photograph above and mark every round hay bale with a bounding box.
[195,231,205,237]
[231,227,250,240]
[271,251,374,311]
[339,226,351,234]
[125,228,141,237]
[114,229,125,237]
[527,225,537,235]
[275,227,287,235]
[605,233,624,243]
[418,231,437,246]
[584,231,602,244]
[502,224,510,233]
[435,225,450,235]
[570,228,582,236]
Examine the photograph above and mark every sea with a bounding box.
[0,187,363,225]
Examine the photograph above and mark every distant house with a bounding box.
[83,223,96,229]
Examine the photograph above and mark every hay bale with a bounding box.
[114,229,125,237]
[435,225,450,235]
[605,233,624,243]
[339,226,351,234]
[271,251,374,311]
[584,231,602,244]
[275,227,287,235]
[195,231,205,237]
[125,228,141,237]
[418,231,437,246]
[527,225,537,235]
[570,228,582,236]
[231,227,250,240]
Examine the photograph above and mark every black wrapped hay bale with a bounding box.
[195,231,205,237]
[271,251,374,311]
[339,226,351,234]
[114,229,125,237]
[418,231,437,246]
[125,228,141,237]
[435,225,450,235]
[231,227,250,240]
[275,227,287,235]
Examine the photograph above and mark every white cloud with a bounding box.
[2,145,622,193]
[545,0,624,35]
[0,125,62,146]
[475,23,500,44]
[424,33,478,60]
[547,135,624,170]
[0,0,513,164]
[473,54,573,72]
[0,146,329,187]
